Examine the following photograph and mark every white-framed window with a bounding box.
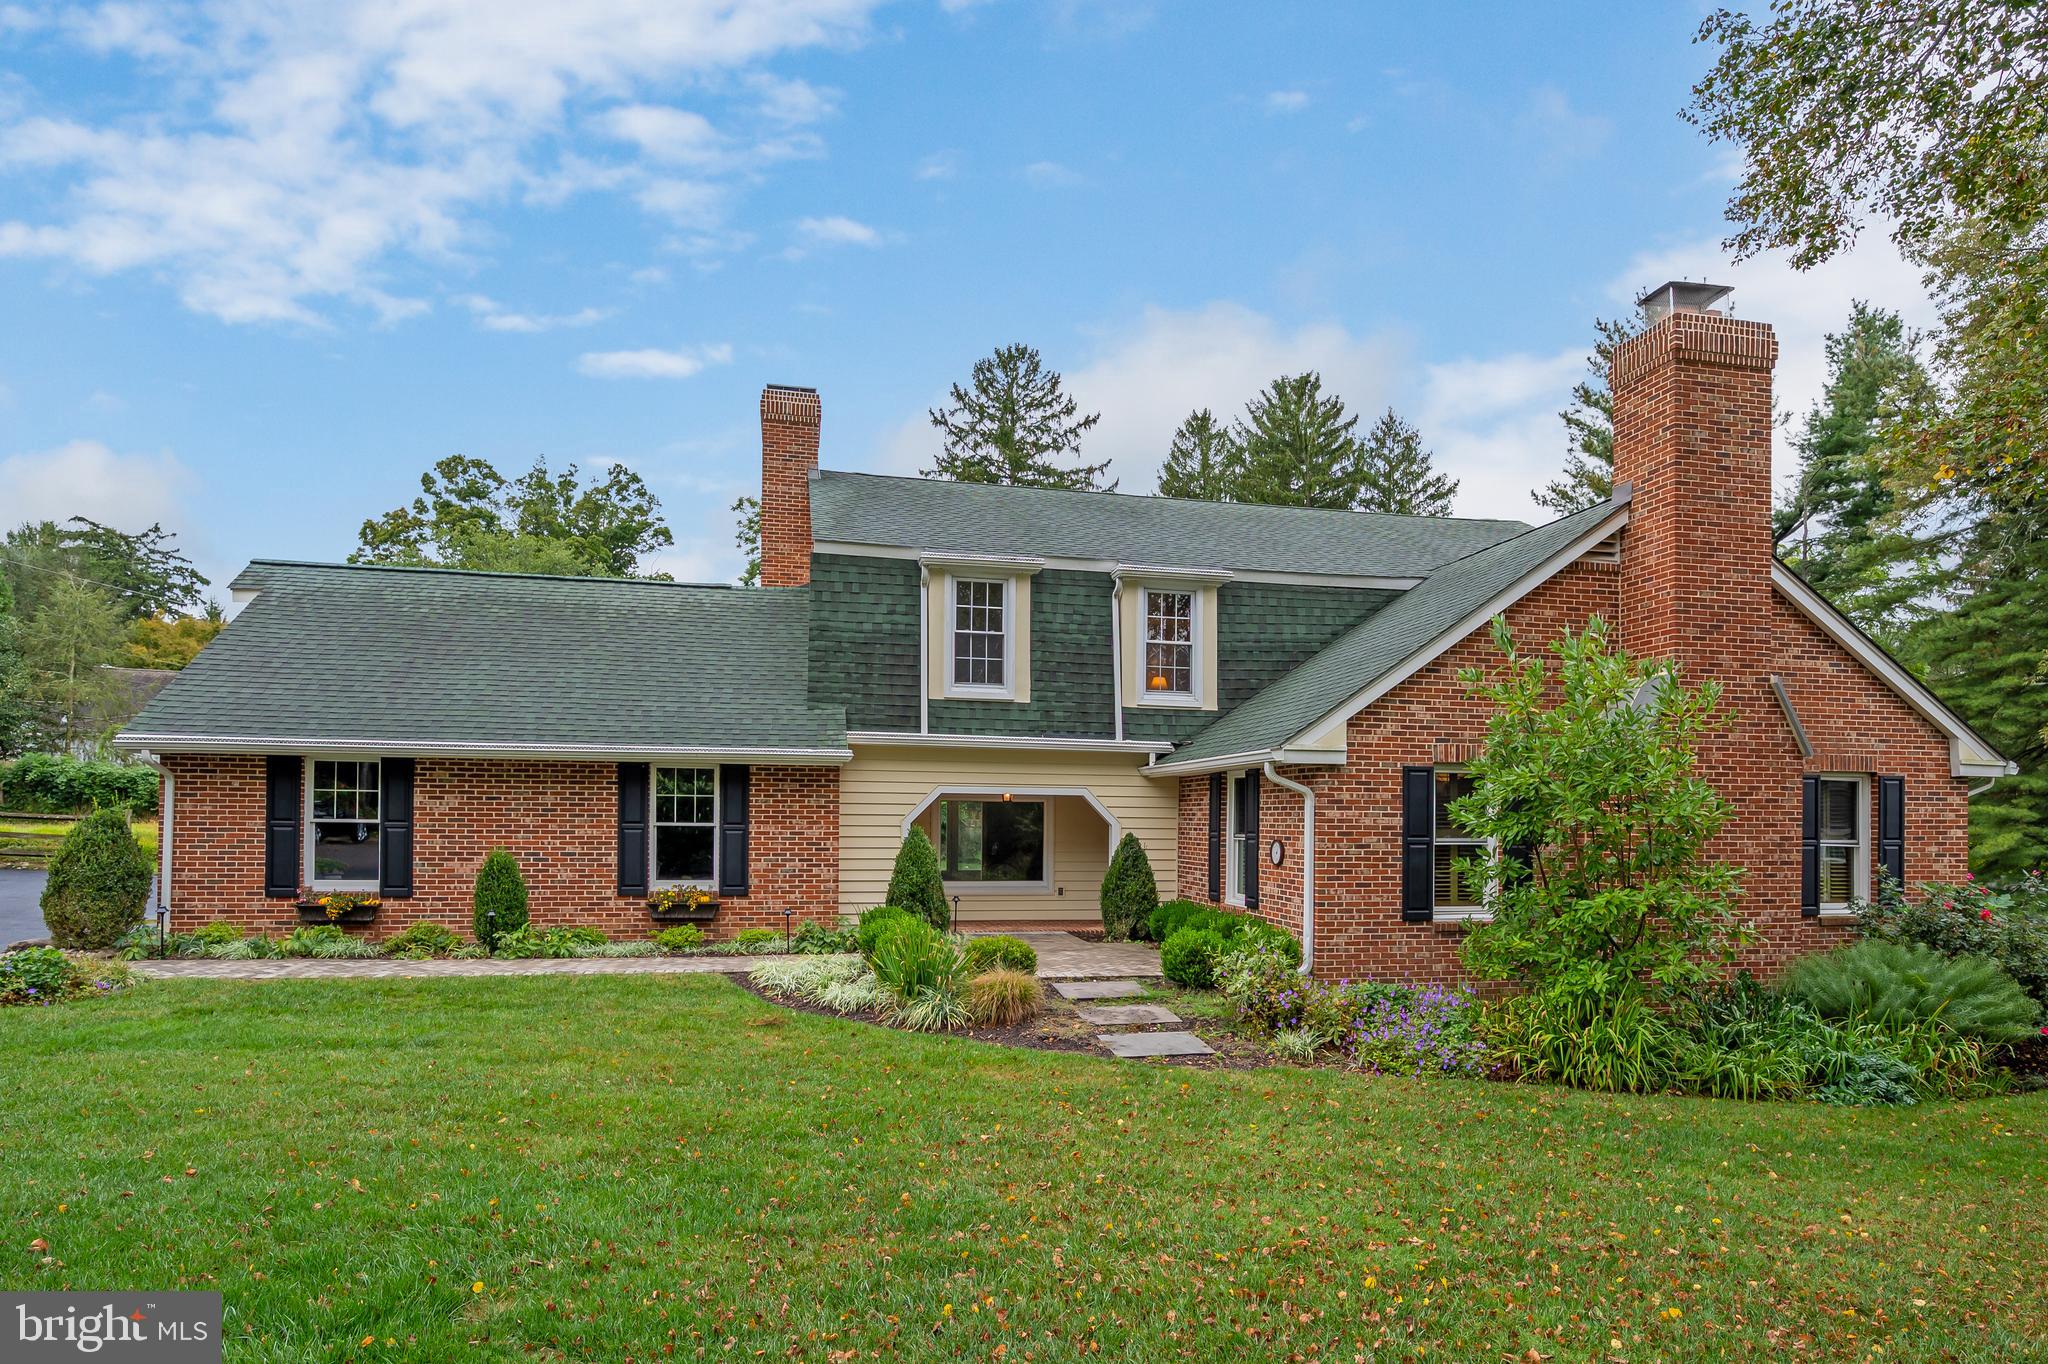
[1226,770,1249,906]
[653,765,718,887]
[1140,588,1198,704]
[936,796,1048,889]
[307,758,380,889]
[1433,769,1495,919]
[946,577,1012,697]
[1815,774,1868,912]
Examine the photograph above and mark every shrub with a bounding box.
[489,926,546,959]
[383,921,462,959]
[1161,927,1225,988]
[965,968,1043,1026]
[1144,899,1207,943]
[1098,833,1158,941]
[1269,1026,1323,1063]
[963,934,1037,974]
[1815,1051,1923,1107]
[855,906,913,958]
[281,924,350,957]
[792,920,857,955]
[885,827,950,931]
[41,809,153,949]
[1785,942,2039,1043]
[651,924,704,953]
[0,947,132,1005]
[1,751,159,814]
[1859,874,2048,1007]
[1479,992,1688,1094]
[471,848,529,949]
[192,919,245,946]
[732,927,782,949]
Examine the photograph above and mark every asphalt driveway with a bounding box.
[0,870,50,947]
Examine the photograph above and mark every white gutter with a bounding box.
[113,734,854,764]
[1144,746,1345,778]
[1110,577,1124,743]
[848,731,1172,755]
[918,562,931,736]
[1262,762,1314,978]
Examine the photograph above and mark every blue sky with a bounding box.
[0,1,1931,595]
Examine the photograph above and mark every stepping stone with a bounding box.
[1097,1030,1214,1059]
[1075,1003,1181,1026]
[1052,979,1143,1000]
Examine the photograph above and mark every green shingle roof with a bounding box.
[812,470,1529,578]
[1161,497,1630,769]
[120,562,848,755]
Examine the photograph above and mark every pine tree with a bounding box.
[1156,409,1238,501]
[926,344,1112,490]
[1536,318,1636,515]
[1228,373,1361,510]
[1352,408,1459,516]
[731,495,761,586]
[0,574,31,756]
[19,579,124,750]
[1775,303,1941,644]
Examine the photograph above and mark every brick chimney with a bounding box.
[1609,283,1778,673]
[759,384,821,588]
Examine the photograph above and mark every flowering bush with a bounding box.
[0,947,134,1006]
[1218,940,1487,1077]
[1857,873,2048,1007]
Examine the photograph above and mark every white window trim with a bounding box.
[304,755,381,893]
[934,794,1054,894]
[1432,766,1497,922]
[651,763,720,890]
[1225,770,1248,907]
[1135,586,1203,708]
[1815,773,1870,916]
[943,574,1017,701]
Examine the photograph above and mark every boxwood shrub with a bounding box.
[963,934,1036,974]
[1161,927,1226,988]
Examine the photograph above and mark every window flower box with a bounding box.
[648,886,719,923]
[296,892,381,925]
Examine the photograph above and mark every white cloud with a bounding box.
[1264,89,1309,114]
[914,150,961,181]
[0,438,193,531]
[457,294,611,333]
[1516,85,1611,170]
[1022,159,1082,189]
[0,1,887,324]
[1417,348,1587,521]
[576,343,733,379]
[795,214,883,247]
[599,104,724,165]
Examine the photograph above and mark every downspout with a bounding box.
[918,564,930,735]
[1969,777,1999,798]
[1110,579,1124,743]
[134,751,171,927]
[1262,761,1314,978]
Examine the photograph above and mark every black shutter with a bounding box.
[617,763,650,898]
[718,765,751,897]
[1242,769,1261,911]
[1207,772,1223,902]
[1401,766,1433,922]
[1800,774,1820,917]
[378,758,415,899]
[263,756,301,899]
[1878,775,1905,888]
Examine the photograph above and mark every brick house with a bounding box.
[119,284,2013,979]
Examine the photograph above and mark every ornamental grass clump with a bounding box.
[870,918,971,1031]
[964,968,1043,1027]
[962,934,1036,974]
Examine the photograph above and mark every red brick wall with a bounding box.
[760,385,819,589]
[161,755,839,941]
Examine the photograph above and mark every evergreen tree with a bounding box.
[0,574,31,756]
[731,495,761,586]
[1352,408,1459,516]
[1775,303,1941,644]
[926,344,1112,490]
[1228,373,1361,509]
[3,517,208,623]
[1156,409,1238,501]
[1536,318,1635,514]
[19,579,125,750]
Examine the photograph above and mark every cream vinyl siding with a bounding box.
[839,744,1178,921]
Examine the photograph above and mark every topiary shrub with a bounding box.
[41,808,152,949]
[855,906,913,958]
[471,848,529,950]
[1098,832,1158,941]
[1161,927,1225,989]
[1144,899,1208,943]
[885,827,951,931]
[963,934,1037,974]
[1785,941,2039,1043]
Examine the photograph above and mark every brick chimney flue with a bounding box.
[759,384,820,588]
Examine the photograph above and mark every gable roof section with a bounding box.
[812,470,1529,579]
[118,561,850,760]
[1152,497,1632,774]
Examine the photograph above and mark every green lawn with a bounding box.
[1,976,2042,1362]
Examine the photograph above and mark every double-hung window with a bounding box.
[950,578,1009,694]
[309,759,380,888]
[654,766,717,886]
[1815,776,1867,911]
[1142,589,1196,701]
[1433,770,1494,917]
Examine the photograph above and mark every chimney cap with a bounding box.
[1636,280,1733,325]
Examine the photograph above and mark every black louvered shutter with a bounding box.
[1878,775,1905,888]
[1207,773,1223,901]
[1800,775,1820,917]
[1241,770,1261,911]
[378,758,415,899]
[718,765,751,897]
[617,763,650,898]
[1401,766,1433,922]
[264,756,301,899]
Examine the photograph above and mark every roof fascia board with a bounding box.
[815,541,1421,590]
[1288,506,1634,754]
[848,731,1172,755]
[916,551,1045,575]
[1111,563,1234,587]
[1141,746,1346,778]
[114,733,854,765]
[1770,565,2016,778]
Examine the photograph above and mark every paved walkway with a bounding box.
[128,932,1160,982]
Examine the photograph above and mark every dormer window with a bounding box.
[947,577,1013,697]
[1143,589,1195,698]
